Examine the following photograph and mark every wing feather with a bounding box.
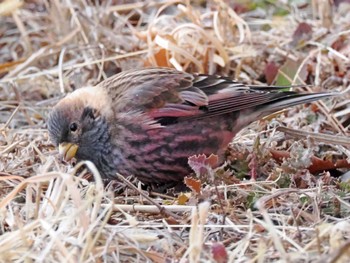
[96,68,332,126]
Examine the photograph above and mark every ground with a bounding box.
[1,0,350,262]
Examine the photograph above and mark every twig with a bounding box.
[115,173,183,220]
[277,126,350,147]
[103,204,194,214]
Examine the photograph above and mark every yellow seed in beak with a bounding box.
[58,142,79,162]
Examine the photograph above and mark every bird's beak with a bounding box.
[58,142,79,162]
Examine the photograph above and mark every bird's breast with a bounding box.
[108,114,238,183]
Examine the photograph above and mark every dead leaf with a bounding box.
[177,193,189,205]
[270,149,350,174]
[154,48,170,67]
[264,61,279,84]
[184,177,201,194]
[210,242,228,263]
[291,22,313,47]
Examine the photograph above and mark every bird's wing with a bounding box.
[98,68,332,126]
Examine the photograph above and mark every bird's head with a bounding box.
[47,87,112,165]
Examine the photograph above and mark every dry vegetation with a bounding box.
[1,0,350,262]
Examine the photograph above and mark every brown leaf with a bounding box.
[233,3,249,14]
[264,61,279,84]
[184,177,201,194]
[164,217,180,225]
[154,48,170,67]
[291,22,313,46]
[270,150,290,161]
[292,170,315,189]
[331,35,348,51]
[206,154,219,168]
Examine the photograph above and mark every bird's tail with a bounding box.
[262,92,334,111]
[254,92,336,119]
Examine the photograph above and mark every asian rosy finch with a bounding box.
[47,68,335,184]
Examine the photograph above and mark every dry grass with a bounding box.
[1,0,350,262]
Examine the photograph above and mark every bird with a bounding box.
[47,67,335,185]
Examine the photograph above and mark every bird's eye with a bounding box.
[69,122,78,132]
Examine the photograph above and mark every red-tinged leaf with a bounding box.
[264,61,279,84]
[309,158,350,174]
[188,154,219,178]
[291,22,313,46]
[254,224,266,233]
[210,242,228,263]
[206,154,219,168]
[247,152,258,180]
[233,3,249,14]
[107,217,121,225]
[331,35,347,51]
[164,217,180,225]
[270,150,290,162]
[293,22,313,37]
[184,177,201,194]
[309,103,320,113]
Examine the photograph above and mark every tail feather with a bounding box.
[174,91,336,124]
[258,92,336,115]
[230,92,337,133]
[248,84,312,91]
